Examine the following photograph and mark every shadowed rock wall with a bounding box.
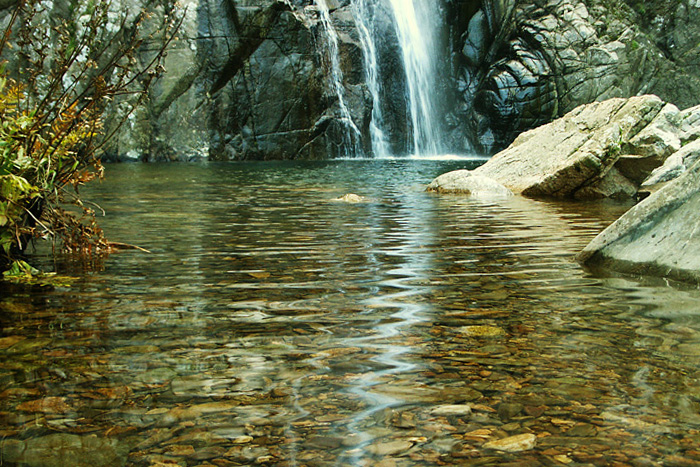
[118,0,371,161]
[452,0,700,154]
[0,0,371,161]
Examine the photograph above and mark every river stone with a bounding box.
[498,402,524,421]
[426,170,513,198]
[461,95,677,199]
[458,325,505,337]
[0,434,130,467]
[483,433,537,452]
[430,404,473,417]
[578,156,700,284]
[138,367,177,384]
[0,335,24,349]
[366,439,414,456]
[16,397,72,414]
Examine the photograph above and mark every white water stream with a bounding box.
[387,0,444,156]
[317,0,450,158]
[353,0,393,159]
[316,0,362,157]
[353,0,446,157]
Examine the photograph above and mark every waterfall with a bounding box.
[387,0,444,156]
[352,0,446,158]
[315,0,362,158]
[353,0,392,159]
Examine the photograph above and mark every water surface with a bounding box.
[2,160,700,467]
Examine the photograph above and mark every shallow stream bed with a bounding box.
[1,160,700,466]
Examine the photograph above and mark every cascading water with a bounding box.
[315,0,362,158]
[387,0,444,156]
[353,0,447,158]
[353,0,392,159]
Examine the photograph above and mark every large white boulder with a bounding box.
[433,94,700,201]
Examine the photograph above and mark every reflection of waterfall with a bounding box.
[336,192,436,464]
[316,0,362,158]
[353,0,447,157]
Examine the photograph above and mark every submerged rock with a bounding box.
[458,325,506,337]
[426,170,513,198]
[483,433,537,452]
[331,193,370,203]
[430,404,473,417]
[0,434,130,467]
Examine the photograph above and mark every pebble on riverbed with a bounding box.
[483,433,537,452]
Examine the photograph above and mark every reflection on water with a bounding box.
[1,160,700,467]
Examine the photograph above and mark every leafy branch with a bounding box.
[0,0,183,271]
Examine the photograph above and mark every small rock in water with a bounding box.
[483,433,537,452]
[497,402,523,421]
[426,170,513,198]
[232,435,254,444]
[367,439,414,456]
[16,397,72,414]
[332,193,368,203]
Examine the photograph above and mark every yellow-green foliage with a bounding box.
[0,66,101,262]
[0,0,181,271]
[0,76,40,256]
[0,175,39,254]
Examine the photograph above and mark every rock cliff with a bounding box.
[114,0,371,161]
[453,0,700,154]
[2,0,698,160]
[1,0,370,161]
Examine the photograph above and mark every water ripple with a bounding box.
[2,161,699,467]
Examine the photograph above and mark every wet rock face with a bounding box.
[140,0,700,159]
[139,0,372,161]
[4,0,699,160]
[459,0,700,154]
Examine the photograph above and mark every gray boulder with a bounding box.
[680,105,700,146]
[577,157,700,284]
[642,139,700,187]
[637,105,700,188]
[465,95,678,199]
